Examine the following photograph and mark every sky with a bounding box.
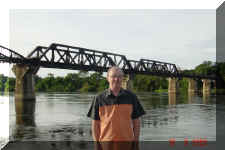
[4,9,216,77]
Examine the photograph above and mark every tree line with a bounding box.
[0,61,224,93]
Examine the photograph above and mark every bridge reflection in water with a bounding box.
[12,92,212,138]
[168,93,176,105]
[13,98,36,141]
[15,99,36,126]
[4,91,216,150]
[140,92,212,130]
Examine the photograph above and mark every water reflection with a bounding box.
[188,92,195,104]
[15,99,36,126]
[141,93,179,129]
[203,93,210,104]
[11,98,36,141]
[168,93,176,105]
[47,125,92,141]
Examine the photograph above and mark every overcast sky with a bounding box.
[5,9,216,77]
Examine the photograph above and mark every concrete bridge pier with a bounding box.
[188,79,197,93]
[168,77,179,93]
[122,74,134,90]
[202,79,211,95]
[12,64,39,126]
[188,79,196,104]
[168,77,179,105]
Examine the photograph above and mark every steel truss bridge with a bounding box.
[0,43,215,79]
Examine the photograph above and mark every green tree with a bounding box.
[195,61,213,75]
[133,75,164,92]
[159,77,168,90]
[5,77,15,92]
[41,73,55,92]
[51,76,65,92]
[97,78,108,92]
[0,74,7,92]
[80,82,90,92]
[88,72,102,92]
[178,78,189,91]
[64,73,82,92]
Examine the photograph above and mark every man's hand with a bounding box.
[132,118,140,141]
[92,120,100,141]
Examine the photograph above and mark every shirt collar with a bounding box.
[106,88,125,97]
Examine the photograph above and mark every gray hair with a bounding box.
[107,66,124,77]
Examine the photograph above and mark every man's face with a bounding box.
[107,69,123,91]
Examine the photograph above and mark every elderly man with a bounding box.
[87,66,145,149]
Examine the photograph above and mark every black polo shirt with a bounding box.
[87,88,145,141]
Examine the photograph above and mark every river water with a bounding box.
[0,91,217,143]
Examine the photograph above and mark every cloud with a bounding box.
[186,37,216,49]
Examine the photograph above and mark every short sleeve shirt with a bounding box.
[87,89,145,141]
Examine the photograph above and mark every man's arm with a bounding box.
[132,118,141,141]
[92,120,100,141]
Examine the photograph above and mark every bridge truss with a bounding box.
[0,43,215,79]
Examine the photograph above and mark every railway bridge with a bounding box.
[0,43,216,125]
[0,43,215,101]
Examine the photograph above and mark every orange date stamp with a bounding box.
[169,138,208,147]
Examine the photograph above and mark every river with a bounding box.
[0,91,222,149]
[7,92,218,140]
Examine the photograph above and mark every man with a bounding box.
[87,66,145,149]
